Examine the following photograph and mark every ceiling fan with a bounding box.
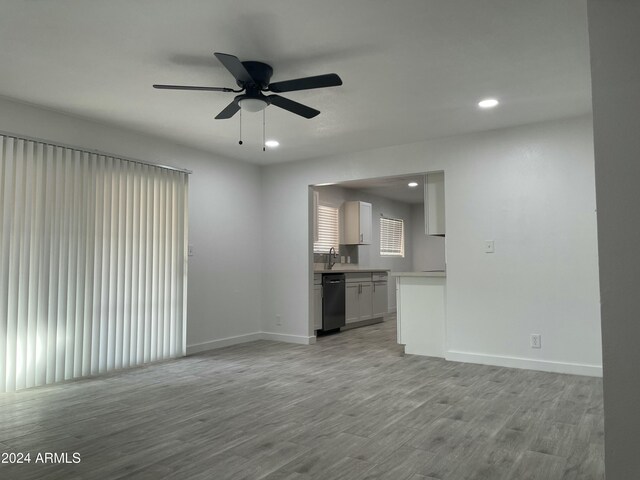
[153,52,343,119]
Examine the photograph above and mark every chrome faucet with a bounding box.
[327,247,338,270]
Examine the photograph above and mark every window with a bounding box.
[380,217,405,257]
[314,204,339,253]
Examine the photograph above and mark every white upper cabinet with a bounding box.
[344,201,372,245]
[425,172,445,236]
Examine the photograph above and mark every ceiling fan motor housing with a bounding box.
[240,61,273,89]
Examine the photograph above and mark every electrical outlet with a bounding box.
[276,315,282,326]
[530,334,541,349]
[485,240,495,253]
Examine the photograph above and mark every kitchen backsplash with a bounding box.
[313,244,359,266]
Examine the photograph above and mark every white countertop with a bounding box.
[314,268,390,274]
[390,271,446,277]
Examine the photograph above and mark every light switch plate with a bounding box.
[485,240,495,253]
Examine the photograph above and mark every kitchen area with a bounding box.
[311,173,448,357]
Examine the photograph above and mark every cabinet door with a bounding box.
[345,283,360,324]
[313,285,323,330]
[344,202,360,244]
[372,281,388,318]
[359,202,372,244]
[359,282,373,321]
[426,172,445,236]
[344,201,373,245]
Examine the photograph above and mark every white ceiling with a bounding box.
[339,175,426,205]
[0,0,591,165]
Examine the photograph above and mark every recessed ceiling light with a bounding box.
[408,182,419,187]
[264,140,280,148]
[478,98,499,109]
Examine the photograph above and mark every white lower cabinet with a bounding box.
[359,282,373,321]
[345,273,382,324]
[346,281,373,324]
[345,283,360,324]
[372,281,388,318]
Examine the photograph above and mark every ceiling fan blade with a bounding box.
[214,52,254,85]
[268,95,320,119]
[268,73,342,93]
[215,100,241,119]
[153,84,236,92]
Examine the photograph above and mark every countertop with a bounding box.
[390,271,446,277]
[314,268,391,274]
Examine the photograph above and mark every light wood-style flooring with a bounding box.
[0,319,604,479]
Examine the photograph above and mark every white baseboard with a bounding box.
[187,331,316,354]
[446,350,603,377]
[261,332,316,345]
[186,332,263,355]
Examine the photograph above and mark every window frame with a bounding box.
[379,216,405,257]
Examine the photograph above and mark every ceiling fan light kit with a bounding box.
[153,52,343,149]
[237,97,268,112]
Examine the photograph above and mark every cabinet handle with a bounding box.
[360,233,363,243]
[373,282,376,293]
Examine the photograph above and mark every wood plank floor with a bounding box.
[0,319,604,479]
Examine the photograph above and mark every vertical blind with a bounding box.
[380,217,404,257]
[314,204,339,253]
[0,134,189,392]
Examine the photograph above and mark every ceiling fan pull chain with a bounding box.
[238,110,243,145]
[263,109,266,152]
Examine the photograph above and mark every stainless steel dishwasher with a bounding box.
[322,273,346,331]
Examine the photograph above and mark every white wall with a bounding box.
[410,204,446,272]
[0,96,263,352]
[588,2,640,478]
[444,118,600,375]
[261,115,602,375]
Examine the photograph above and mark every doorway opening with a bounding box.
[308,172,446,342]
